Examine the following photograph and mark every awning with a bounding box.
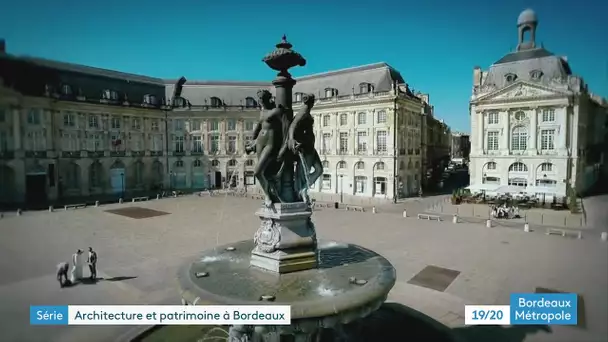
[466,184,499,192]
[495,185,525,194]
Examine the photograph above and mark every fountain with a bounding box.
[177,36,397,341]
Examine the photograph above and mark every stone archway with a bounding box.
[0,165,15,203]
[192,159,206,189]
[110,160,126,195]
[151,160,163,189]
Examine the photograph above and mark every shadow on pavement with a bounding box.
[453,325,552,342]
[66,276,138,286]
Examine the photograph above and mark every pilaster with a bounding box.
[12,107,21,151]
[530,107,538,152]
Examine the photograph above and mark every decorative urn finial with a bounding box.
[262,35,306,74]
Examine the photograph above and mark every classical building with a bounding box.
[468,9,608,199]
[423,114,451,186]
[0,41,430,206]
[450,132,470,160]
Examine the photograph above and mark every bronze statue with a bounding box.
[281,93,323,205]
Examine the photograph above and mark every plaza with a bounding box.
[0,194,606,342]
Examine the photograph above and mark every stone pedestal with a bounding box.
[251,202,317,274]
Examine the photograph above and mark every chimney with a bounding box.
[473,66,482,87]
[0,39,5,53]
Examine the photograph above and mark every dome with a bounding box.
[517,9,537,25]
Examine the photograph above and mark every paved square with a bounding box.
[1,195,606,342]
[105,207,170,219]
[408,265,461,292]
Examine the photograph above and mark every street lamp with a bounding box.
[120,172,125,199]
[339,174,344,203]
[169,171,174,193]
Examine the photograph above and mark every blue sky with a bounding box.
[1,0,606,132]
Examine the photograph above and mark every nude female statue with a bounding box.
[281,93,323,204]
[245,89,285,206]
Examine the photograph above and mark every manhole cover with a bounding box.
[105,207,170,219]
[408,265,461,292]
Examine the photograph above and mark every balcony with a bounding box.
[110,151,126,157]
[191,150,205,156]
[173,151,186,157]
[320,150,330,155]
[356,149,367,155]
[374,149,388,155]
[150,151,164,157]
[25,151,47,158]
[88,151,105,158]
[338,149,349,155]
[131,151,145,157]
[61,151,81,158]
[0,151,15,159]
[407,149,413,155]
[399,149,406,155]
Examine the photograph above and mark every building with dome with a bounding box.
[468,9,608,199]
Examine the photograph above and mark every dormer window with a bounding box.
[324,88,338,98]
[505,73,518,83]
[173,97,186,107]
[294,92,303,102]
[61,84,72,96]
[143,94,158,105]
[102,89,119,101]
[210,97,223,108]
[245,97,257,108]
[359,82,374,94]
[530,70,544,81]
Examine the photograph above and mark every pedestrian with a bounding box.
[56,262,69,288]
[70,249,84,283]
[87,247,97,280]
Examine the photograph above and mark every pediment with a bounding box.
[477,82,565,102]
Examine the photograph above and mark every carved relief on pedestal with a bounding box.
[253,219,281,253]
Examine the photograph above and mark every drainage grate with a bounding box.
[408,265,461,292]
[105,207,170,219]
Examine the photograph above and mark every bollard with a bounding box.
[452,215,458,224]
[524,223,530,232]
[601,232,607,242]
[48,206,53,212]
[372,207,376,214]
[16,208,22,216]
[157,194,160,200]
[119,198,123,204]
[95,200,99,207]
[486,219,492,228]
[402,210,407,218]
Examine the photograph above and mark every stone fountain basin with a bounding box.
[177,240,396,329]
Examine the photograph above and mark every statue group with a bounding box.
[245,89,323,208]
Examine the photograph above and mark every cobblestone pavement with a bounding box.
[0,195,606,342]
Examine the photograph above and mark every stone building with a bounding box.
[0,42,430,206]
[468,9,608,199]
[450,132,470,160]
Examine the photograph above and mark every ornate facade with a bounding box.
[0,47,431,206]
[468,9,608,199]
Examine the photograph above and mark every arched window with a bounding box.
[210,97,223,108]
[211,160,220,167]
[485,162,497,170]
[175,160,184,168]
[540,162,553,172]
[143,94,158,105]
[245,97,257,108]
[514,111,526,121]
[338,161,346,169]
[505,73,518,83]
[62,84,72,96]
[322,160,330,168]
[511,126,528,151]
[356,161,365,170]
[89,161,103,188]
[357,112,366,125]
[228,159,237,167]
[193,159,202,168]
[374,162,385,170]
[530,70,543,81]
[359,83,373,94]
[245,159,254,167]
[294,93,303,102]
[509,162,528,172]
[324,88,338,98]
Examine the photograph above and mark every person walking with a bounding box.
[69,249,84,283]
[87,247,97,280]
[56,262,69,288]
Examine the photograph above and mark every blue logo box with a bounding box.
[510,293,577,325]
[30,306,69,325]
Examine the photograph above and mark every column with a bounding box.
[12,107,22,150]
[477,111,484,152]
[79,160,90,196]
[559,106,568,150]
[530,107,538,152]
[502,110,509,153]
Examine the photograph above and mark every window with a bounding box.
[377,111,387,124]
[210,97,222,108]
[482,176,500,184]
[193,159,202,168]
[130,133,143,151]
[339,114,347,126]
[175,160,184,168]
[63,112,75,127]
[356,161,365,170]
[294,93,303,102]
[208,120,219,131]
[511,126,527,151]
[193,136,203,152]
[375,162,385,170]
[89,162,103,188]
[488,112,499,124]
[227,119,236,131]
[322,174,331,189]
[227,136,237,153]
[228,159,237,167]
[26,131,45,151]
[191,120,201,131]
[514,111,526,121]
[89,115,99,129]
[62,132,78,151]
[374,177,387,195]
[134,162,144,186]
[210,134,219,153]
[174,119,184,131]
[338,161,346,169]
[376,131,387,153]
[415,161,420,168]
[357,112,366,125]
[110,133,123,151]
[540,163,553,172]
[102,89,119,101]
[245,120,254,131]
[61,84,72,96]
[487,131,499,151]
[245,159,254,167]
[87,134,102,151]
[530,70,543,81]
[151,135,163,151]
[322,115,330,127]
[131,118,141,130]
[355,176,366,194]
[540,129,555,151]
[322,133,331,154]
[542,109,555,122]
[143,94,157,105]
[245,97,257,108]
[486,162,497,170]
[211,160,220,167]
[0,131,8,151]
[27,109,41,125]
[509,162,528,172]
[359,83,373,94]
[505,73,518,83]
[111,117,121,129]
[508,178,527,187]
[339,132,348,154]
[174,135,184,152]
[322,160,330,168]
[324,88,337,98]
[356,131,367,153]
[536,179,556,187]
